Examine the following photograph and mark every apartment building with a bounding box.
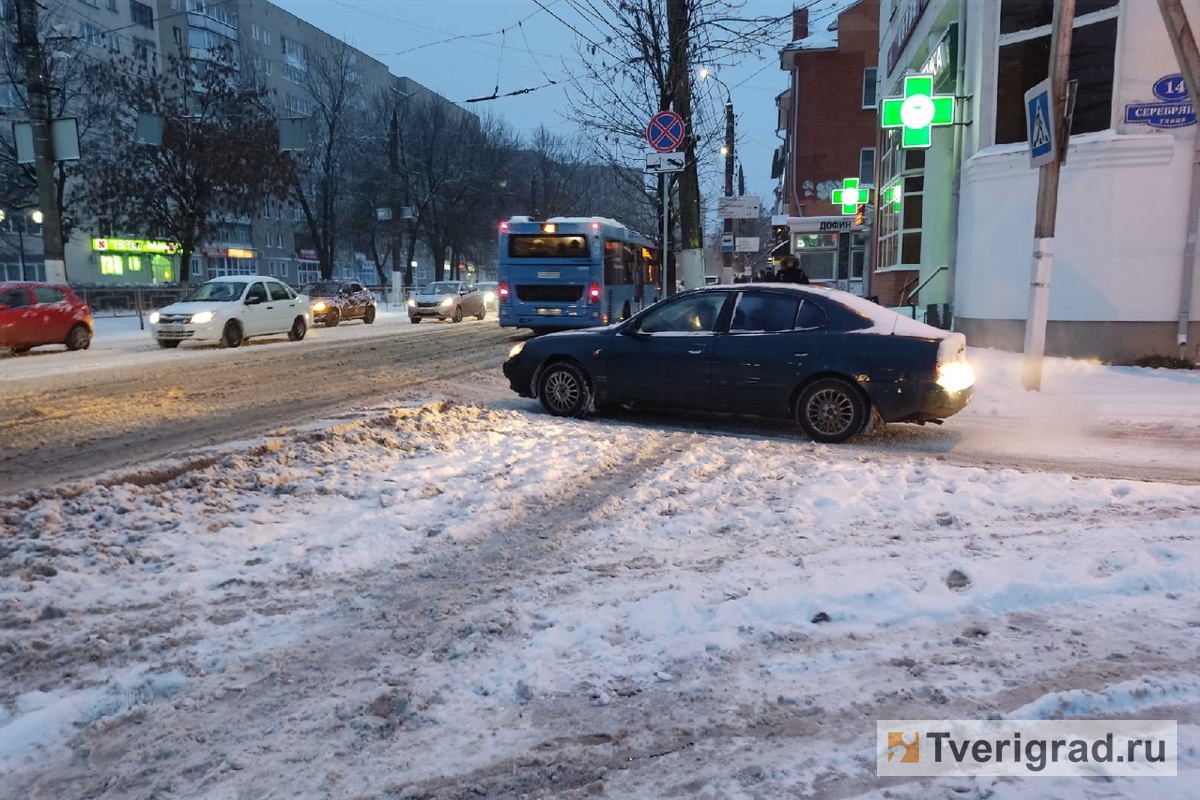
[1,0,472,288]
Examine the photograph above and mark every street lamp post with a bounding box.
[702,68,736,283]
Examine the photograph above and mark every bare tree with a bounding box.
[290,38,374,280]
[558,0,785,289]
[77,48,291,283]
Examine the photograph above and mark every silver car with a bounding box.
[407,281,487,323]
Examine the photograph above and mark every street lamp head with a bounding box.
[31,210,44,224]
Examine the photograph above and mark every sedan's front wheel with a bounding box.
[451,306,463,323]
[221,320,244,349]
[288,316,307,341]
[325,308,340,327]
[363,305,377,324]
[65,324,91,351]
[538,361,592,418]
[796,378,868,444]
[157,339,180,349]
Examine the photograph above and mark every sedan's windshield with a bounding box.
[302,282,340,297]
[182,281,243,302]
[422,282,460,295]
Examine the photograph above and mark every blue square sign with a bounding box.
[1024,78,1057,168]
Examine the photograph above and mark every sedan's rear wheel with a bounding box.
[288,316,307,341]
[65,324,91,351]
[221,320,243,349]
[538,361,592,418]
[796,378,868,444]
[363,305,377,324]
[325,308,340,327]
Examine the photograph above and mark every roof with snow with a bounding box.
[783,0,866,53]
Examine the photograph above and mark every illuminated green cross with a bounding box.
[832,178,869,215]
[881,75,955,148]
[884,184,902,211]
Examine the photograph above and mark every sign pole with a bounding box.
[661,173,669,300]
[1022,0,1075,391]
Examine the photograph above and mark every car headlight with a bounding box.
[484,292,496,303]
[936,359,975,394]
[312,300,327,312]
[439,297,453,307]
[407,298,416,307]
[148,311,160,324]
[190,310,214,325]
[508,342,524,359]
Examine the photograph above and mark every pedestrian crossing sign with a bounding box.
[1024,78,1057,168]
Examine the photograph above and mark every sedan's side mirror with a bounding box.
[245,296,263,305]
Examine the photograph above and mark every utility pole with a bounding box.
[1156,0,1200,361]
[666,0,703,293]
[16,0,66,283]
[1022,0,1075,391]
[722,98,735,283]
[388,109,404,303]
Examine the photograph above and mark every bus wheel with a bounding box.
[538,361,592,418]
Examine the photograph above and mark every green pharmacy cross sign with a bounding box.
[881,75,954,148]
[832,178,870,215]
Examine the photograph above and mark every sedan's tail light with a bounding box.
[498,281,510,302]
[588,281,601,303]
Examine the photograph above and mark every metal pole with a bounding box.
[15,0,66,284]
[1156,0,1200,361]
[722,99,735,284]
[1022,0,1076,391]
[661,172,669,299]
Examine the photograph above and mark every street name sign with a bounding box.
[717,196,761,219]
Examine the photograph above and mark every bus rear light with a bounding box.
[499,221,509,231]
[591,222,600,230]
[498,281,510,302]
[588,282,601,303]
[543,223,557,233]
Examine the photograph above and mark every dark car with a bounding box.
[0,282,93,354]
[301,280,377,327]
[503,284,975,443]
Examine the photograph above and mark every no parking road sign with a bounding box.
[646,110,685,153]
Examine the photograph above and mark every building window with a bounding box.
[130,0,153,29]
[106,0,117,10]
[995,1,1119,145]
[79,0,99,7]
[108,34,120,52]
[133,38,156,63]
[263,30,271,45]
[859,147,876,187]
[78,22,101,46]
[876,133,925,270]
[252,24,260,41]
[173,26,182,44]
[862,67,877,109]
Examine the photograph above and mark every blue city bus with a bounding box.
[497,216,661,331]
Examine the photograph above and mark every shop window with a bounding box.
[100,255,123,275]
[995,2,1118,144]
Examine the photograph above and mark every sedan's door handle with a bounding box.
[687,348,705,355]
[793,352,809,357]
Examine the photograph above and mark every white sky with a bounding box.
[270,0,791,207]
[1,312,1199,797]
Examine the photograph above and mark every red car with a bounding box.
[0,282,94,354]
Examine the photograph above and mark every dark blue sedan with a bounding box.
[502,284,975,443]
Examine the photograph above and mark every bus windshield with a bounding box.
[508,234,590,259]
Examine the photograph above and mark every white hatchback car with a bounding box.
[149,276,311,348]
